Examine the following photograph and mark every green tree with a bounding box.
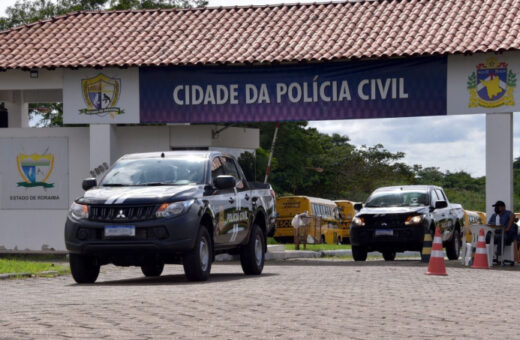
[0,0,207,30]
[28,103,65,127]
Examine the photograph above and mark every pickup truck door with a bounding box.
[210,156,237,247]
[220,156,251,245]
[431,189,450,232]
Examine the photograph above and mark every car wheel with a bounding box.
[183,226,212,281]
[141,261,164,277]
[240,224,265,275]
[69,254,100,284]
[382,251,396,261]
[446,229,461,260]
[352,245,367,261]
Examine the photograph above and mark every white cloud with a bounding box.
[309,113,520,177]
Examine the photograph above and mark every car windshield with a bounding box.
[365,190,429,208]
[101,157,206,186]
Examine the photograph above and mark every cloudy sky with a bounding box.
[1,0,519,177]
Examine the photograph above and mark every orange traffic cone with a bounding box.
[471,228,489,269]
[426,226,447,276]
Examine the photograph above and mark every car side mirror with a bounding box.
[214,175,236,190]
[82,177,97,191]
[354,203,363,211]
[434,201,448,209]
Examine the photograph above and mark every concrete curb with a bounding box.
[0,270,61,280]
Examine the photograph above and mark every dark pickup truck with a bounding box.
[65,151,276,283]
[350,185,464,261]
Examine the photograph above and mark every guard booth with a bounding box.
[0,0,518,251]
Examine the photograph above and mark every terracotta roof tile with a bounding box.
[1,0,520,70]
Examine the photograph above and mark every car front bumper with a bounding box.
[64,209,201,259]
[350,225,426,252]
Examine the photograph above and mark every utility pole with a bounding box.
[264,122,280,184]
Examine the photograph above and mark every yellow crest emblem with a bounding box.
[16,153,55,188]
[467,57,517,108]
[80,73,123,118]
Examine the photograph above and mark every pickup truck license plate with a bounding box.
[105,225,135,237]
[375,229,393,237]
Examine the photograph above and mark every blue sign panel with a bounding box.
[140,57,447,123]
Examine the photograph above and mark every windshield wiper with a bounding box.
[102,183,126,187]
[142,182,173,186]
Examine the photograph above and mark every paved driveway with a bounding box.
[1,259,519,339]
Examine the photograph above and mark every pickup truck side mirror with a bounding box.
[214,175,236,190]
[354,203,363,211]
[434,201,448,209]
[82,177,97,191]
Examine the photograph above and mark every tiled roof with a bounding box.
[1,0,520,70]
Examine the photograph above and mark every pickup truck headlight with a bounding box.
[156,200,194,218]
[405,215,424,226]
[69,202,88,220]
[352,216,365,226]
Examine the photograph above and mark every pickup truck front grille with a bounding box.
[89,205,158,222]
[363,214,409,228]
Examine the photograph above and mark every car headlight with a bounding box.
[352,216,365,226]
[156,200,195,218]
[405,215,424,225]
[69,202,88,220]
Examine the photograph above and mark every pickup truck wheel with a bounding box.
[382,251,396,261]
[69,254,100,284]
[141,261,164,277]
[446,229,461,260]
[352,245,367,261]
[240,224,265,275]
[183,226,212,281]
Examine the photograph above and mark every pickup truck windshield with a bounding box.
[365,190,429,208]
[101,157,206,186]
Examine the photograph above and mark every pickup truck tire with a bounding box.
[69,254,100,284]
[240,224,265,275]
[382,251,396,261]
[183,226,212,281]
[352,245,367,261]
[445,229,461,260]
[141,261,164,277]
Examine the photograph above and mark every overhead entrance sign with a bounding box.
[140,57,447,123]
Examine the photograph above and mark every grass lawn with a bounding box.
[0,257,70,277]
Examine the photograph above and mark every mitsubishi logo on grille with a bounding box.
[116,209,126,219]
[381,223,388,227]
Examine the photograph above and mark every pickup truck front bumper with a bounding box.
[350,225,425,252]
[65,209,201,263]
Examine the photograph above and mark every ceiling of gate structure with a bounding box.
[0,0,519,70]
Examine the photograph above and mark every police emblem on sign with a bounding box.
[16,152,54,188]
[467,57,517,108]
[80,73,124,118]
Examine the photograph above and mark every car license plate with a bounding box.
[104,225,135,237]
[375,229,393,237]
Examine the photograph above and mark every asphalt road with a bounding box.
[1,259,519,339]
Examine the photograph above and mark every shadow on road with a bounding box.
[268,259,428,268]
[70,272,279,286]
